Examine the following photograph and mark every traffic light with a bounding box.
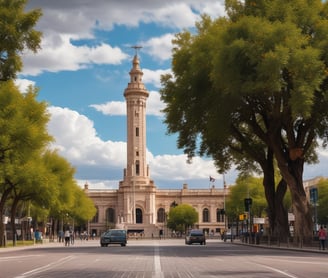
[309,188,318,204]
[244,198,252,212]
[239,214,247,221]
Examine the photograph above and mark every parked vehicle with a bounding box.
[223,232,234,242]
[185,229,206,245]
[100,229,127,247]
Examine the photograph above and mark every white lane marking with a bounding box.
[258,256,325,265]
[255,263,298,278]
[153,244,164,278]
[0,255,41,262]
[14,255,75,278]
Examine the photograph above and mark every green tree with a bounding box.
[70,186,96,225]
[167,204,198,234]
[0,81,52,246]
[43,150,79,232]
[160,0,328,242]
[0,0,42,80]
[25,151,96,239]
[226,176,267,219]
[9,152,60,246]
[316,179,328,225]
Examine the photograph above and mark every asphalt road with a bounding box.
[0,239,327,278]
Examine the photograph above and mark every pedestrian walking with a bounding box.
[318,225,327,250]
[64,229,70,246]
[70,230,75,245]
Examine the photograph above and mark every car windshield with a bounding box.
[190,231,203,236]
[111,230,126,236]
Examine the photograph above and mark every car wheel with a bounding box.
[121,243,126,246]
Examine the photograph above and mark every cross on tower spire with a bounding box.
[131,45,142,56]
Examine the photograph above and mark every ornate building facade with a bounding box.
[85,54,227,237]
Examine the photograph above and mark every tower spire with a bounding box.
[131,45,142,56]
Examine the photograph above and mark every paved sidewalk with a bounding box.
[231,238,328,254]
[0,238,98,252]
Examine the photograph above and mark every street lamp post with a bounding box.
[244,198,252,243]
[310,187,318,234]
[223,174,227,231]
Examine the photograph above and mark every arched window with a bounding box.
[91,207,99,223]
[217,208,225,222]
[106,208,115,224]
[157,208,166,223]
[216,208,221,222]
[136,208,143,223]
[203,208,210,222]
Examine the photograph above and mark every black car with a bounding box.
[185,229,206,245]
[100,229,127,247]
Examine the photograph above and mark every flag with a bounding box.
[209,176,215,182]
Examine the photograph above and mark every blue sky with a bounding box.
[16,0,327,189]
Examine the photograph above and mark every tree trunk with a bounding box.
[261,149,289,240]
[262,160,276,236]
[291,190,313,244]
[53,218,58,241]
[10,196,20,247]
[279,159,313,243]
[273,179,289,240]
[0,188,11,246]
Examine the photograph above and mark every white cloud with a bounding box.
[47,106,126,167]
[90,90,164,117]
[149,154,217,181]
[14,79,36,92]
[77,179,121,190]
[22,35,129,76]
[143,68,172,88]
[89,101,126,116]
[192,1,226,19]
[27,1,226,37]
[23,1,226,76]
[147,91,165,117]
[146,3,200,29]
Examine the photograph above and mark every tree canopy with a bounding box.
[316,178,328,225]
[160,0,328,241]
[226,175,268,219]
[0,0,42,81]
[167,204,198,233]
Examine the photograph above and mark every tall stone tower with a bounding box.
[124,53,149,180]
[118,52,156,227]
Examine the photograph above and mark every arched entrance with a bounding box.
[136,208,143,223]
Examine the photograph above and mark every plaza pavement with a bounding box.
[1,237,327,254]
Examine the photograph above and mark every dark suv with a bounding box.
[185,229,206,245]
[100,229,127,247]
